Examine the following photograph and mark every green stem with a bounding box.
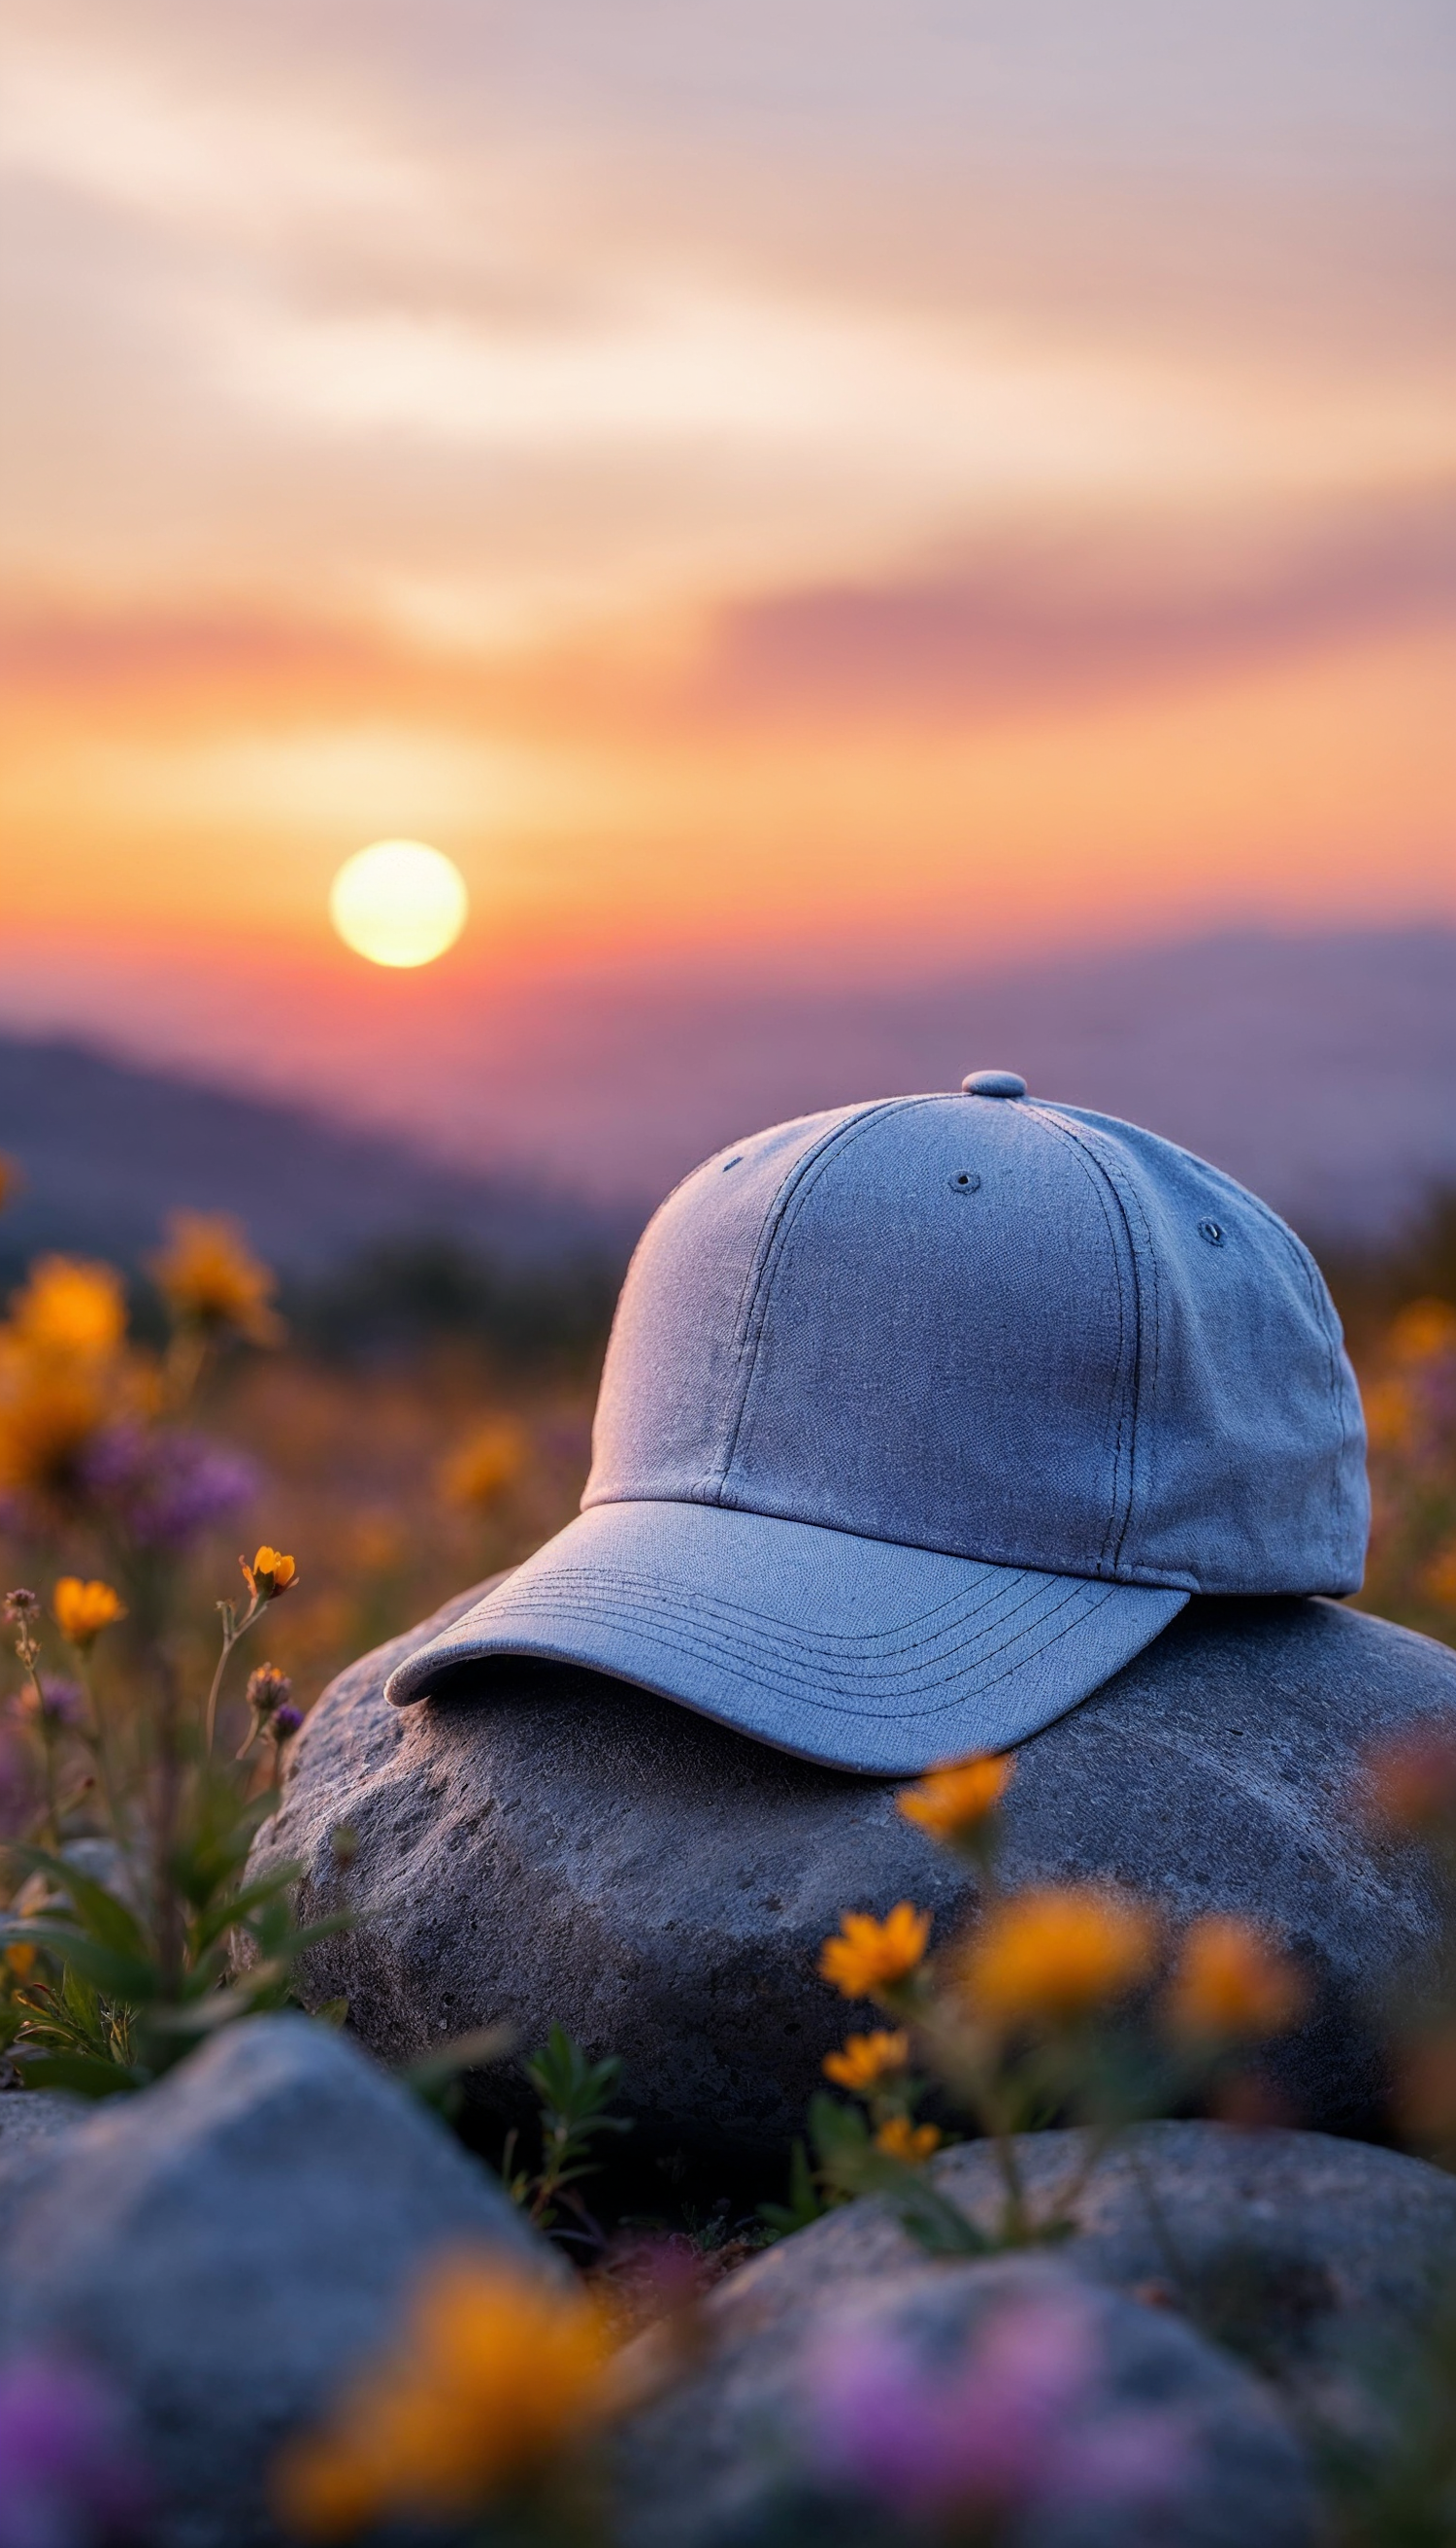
[1043,2117,1119,2236]
[38,1721,60,1848]
[74,1653,126,1846]
[1123,2134,1195,2301]
[204,1592,262,1754]
[149,1642,186,1998]
[988,2112,1031,2244]
[16,1646,60,1846]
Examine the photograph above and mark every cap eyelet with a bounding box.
[1199,1218,1225,1246]
[949,1171,982,1194]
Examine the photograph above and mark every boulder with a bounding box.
[612,2247,1318,2548]
[740,2120,1456,2400]
[0,2012,551,2548]
[249,1586,1456,2159]
[0,2089,83,2159]
[0,2091,87,2235]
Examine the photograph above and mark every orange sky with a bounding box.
[2,0,1453,1011]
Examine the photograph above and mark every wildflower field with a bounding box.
[3,1157,1456,2545]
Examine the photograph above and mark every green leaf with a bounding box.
[759,2137,825,2237]
[807,2096,987,2254]
[892,2177,992,2258]
[10,2048,146,2097]
[189,1861,304,1957]
[1,1846,148,1959]
[524,2023,624,2127]
[2,1921,158,2005]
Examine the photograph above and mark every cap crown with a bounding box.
[585,1093,1368,1595]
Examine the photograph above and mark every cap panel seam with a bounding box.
[683,1104,870,1502]
[1225,1186,1354,1574]
[1018,1105,1144,1574]
[702,1096,925,1502]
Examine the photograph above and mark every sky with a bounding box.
[1,0,1453,1148]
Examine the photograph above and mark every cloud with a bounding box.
[694,491,1456,722]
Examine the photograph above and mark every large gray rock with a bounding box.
[249,1587,1456,2159]
[612,2248,1317,2548]
[0,2013,551,2548]
[745,2121,1456,2399]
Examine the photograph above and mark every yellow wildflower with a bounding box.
[1387,1299,1456,1366]
[873,2115,942,2164]
[150,1211,281,1345]
[1361,1375,1413,1455]
[51,1576,126,1650]
[1363,1724,1456,1837]
[439,1418,528,1511]
[243,1545,297,1600]
[0,1256,135,1501]
[8,1256,127,1360]
[273,2254,614,2537]
[1164,1915,1307,2044]
[819,1903,931,2001]
[823,2030,910,2091]
[0,1361,110,1498]
[956,1886,1157,2031]
[898,1754,1012,1843]
[5,1941,37,1981]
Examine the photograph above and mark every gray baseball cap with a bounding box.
[387,1073,1369,1770]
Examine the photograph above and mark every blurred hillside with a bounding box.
[0,1034,637,1280]
[4,928,1452,1254]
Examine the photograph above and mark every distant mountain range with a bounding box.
[1,927,1452,1274]
[0,1036,636,1276]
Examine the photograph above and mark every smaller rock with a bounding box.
[0,2091,88,2237]
[762,2121,1456,2397]
[0,2013,554,2548]
[0,2090,84,2158]
[613,2252,1317,2548]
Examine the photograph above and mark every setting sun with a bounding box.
[328,841,469,969]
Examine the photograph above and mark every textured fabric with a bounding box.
[388,1084,1369,1768]
[383,1502,1187,1770]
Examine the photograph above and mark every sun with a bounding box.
[329,841,469,969]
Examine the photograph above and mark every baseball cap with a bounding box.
[387,1074,1369,1771]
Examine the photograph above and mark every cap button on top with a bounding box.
[961,1069,1028,1099]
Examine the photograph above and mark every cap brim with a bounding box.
[384,1501,1187,1774]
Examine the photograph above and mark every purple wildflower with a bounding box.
[272,1703,304,1738]
[810,2285,1192,2530]
[0,1730,38,1838]
[81,1426,258,1553]
[26,1676,87,1734]
[0,2352,149,2548]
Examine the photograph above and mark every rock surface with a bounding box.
[0,2013,550,2548]
[612,2249,1317,2548]
[0,2088,83,2157]
[250,1586,1456,2158]
[749,2121,1456,2398]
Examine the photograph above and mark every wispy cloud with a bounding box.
[1,0,1452,1006]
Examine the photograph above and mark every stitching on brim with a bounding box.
[446,1553,1075,1674]
[414,1569,1127,1707]
[412,1577,1133,1723]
